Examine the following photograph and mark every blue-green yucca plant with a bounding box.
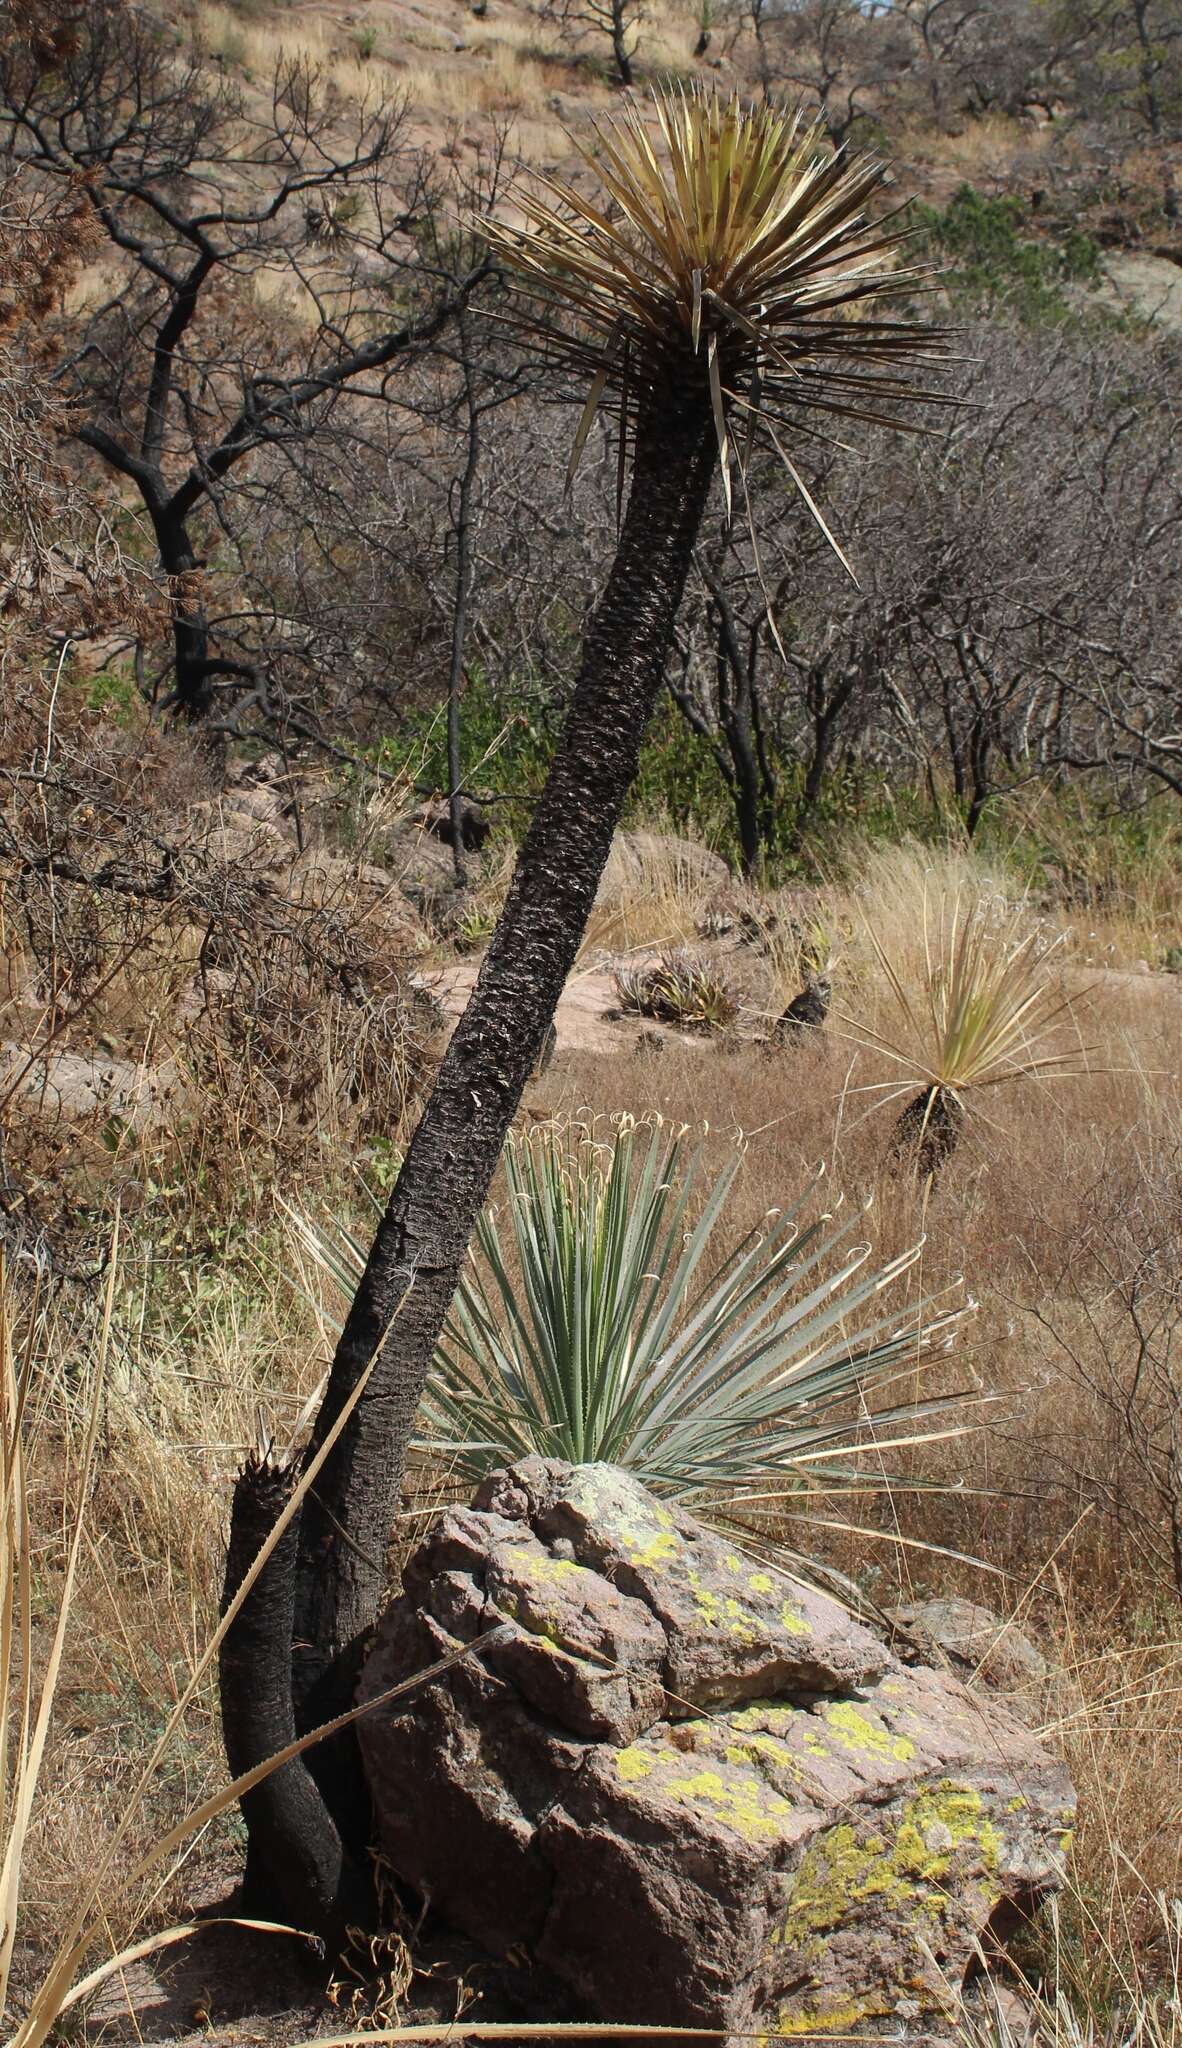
[290,1117,971,1510]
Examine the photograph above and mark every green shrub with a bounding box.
[916,185,1102,325]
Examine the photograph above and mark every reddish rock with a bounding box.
[358,1461,1075,2042]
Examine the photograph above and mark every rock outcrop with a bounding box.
[0,1043,186,1131]
[889,1596,1069,1732]
[358,1461,1075,2041]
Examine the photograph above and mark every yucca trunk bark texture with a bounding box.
[219,1454,369,1939]
[887,1083,964,1183]
[294,384,717,1680]
[219,381,717,1931]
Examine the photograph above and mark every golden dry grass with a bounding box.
[195,3,336,74]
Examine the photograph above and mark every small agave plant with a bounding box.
[290,1119,973,1522]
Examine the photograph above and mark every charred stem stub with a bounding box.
[888,1084,965,1183]
[220,1450,370,1943]
[774,975,832,1042]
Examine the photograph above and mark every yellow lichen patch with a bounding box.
[895,1782,1001,1879]
[687,1568,721,1623]
[725,1596,757,1641]
[779,1599,809,1637]
[779,1781,1004,1947]
[749,1572,774,1594]
[724,1729,804,1782]
[770,1992,893,2038]
[660,1765,797,1845]
[521,1552,589,1584]
[781,1823,914,1939]
[687,1567,770,1641]
[822,1701,915,1763]
[616,1747,654,1782]
[622,1528,678,1568]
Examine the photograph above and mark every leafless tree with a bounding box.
[1025,1143,1182,1607]
[749,0,916,145]
[0,1,492,725]
[540,0,648,86]
[0,5,153,662]
[1057,0,1181,222]
[662,317,1180,848]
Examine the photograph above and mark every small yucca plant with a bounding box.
[293,1119,971,1513]
[846,893,1087,1181]
[615,947,740,1030]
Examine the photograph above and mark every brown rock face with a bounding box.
[889,1595,1074,1732]
[358,1461,1075,2041]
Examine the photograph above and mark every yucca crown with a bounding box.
[484,86,951,519]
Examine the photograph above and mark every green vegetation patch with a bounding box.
[916,185,1102,326]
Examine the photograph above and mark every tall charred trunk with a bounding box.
[291,384,717,1692]
[611,9,635,85]
[151,507,216,720]
[446,322,481,891]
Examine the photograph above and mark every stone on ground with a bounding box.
[358,1460,1075,2042]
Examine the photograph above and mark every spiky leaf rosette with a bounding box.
[844,891,1090,1116]
[482,86,952,528]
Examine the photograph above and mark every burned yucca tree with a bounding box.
[221,87,953,1932]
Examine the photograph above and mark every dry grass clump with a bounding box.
[0,1237,396,2044]
[579,828,725,956]
[194,3,333,76]
[837,838,1029,986]
[898,110,1056,191]
[371,36,566,122]
[1004,786,1182,970]
[0,1250,226,2027]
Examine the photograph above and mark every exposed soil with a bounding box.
[78,1872,520,2048]
[419,954,718,1056]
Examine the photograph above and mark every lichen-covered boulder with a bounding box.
[889,1596,1068,1730]
[358,1460,1074,2041]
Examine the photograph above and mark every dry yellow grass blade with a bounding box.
[53,1918,306,2022]
[296,2030,729,2046]
[0,1256,389,2048]
[0,1235,116,2024]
